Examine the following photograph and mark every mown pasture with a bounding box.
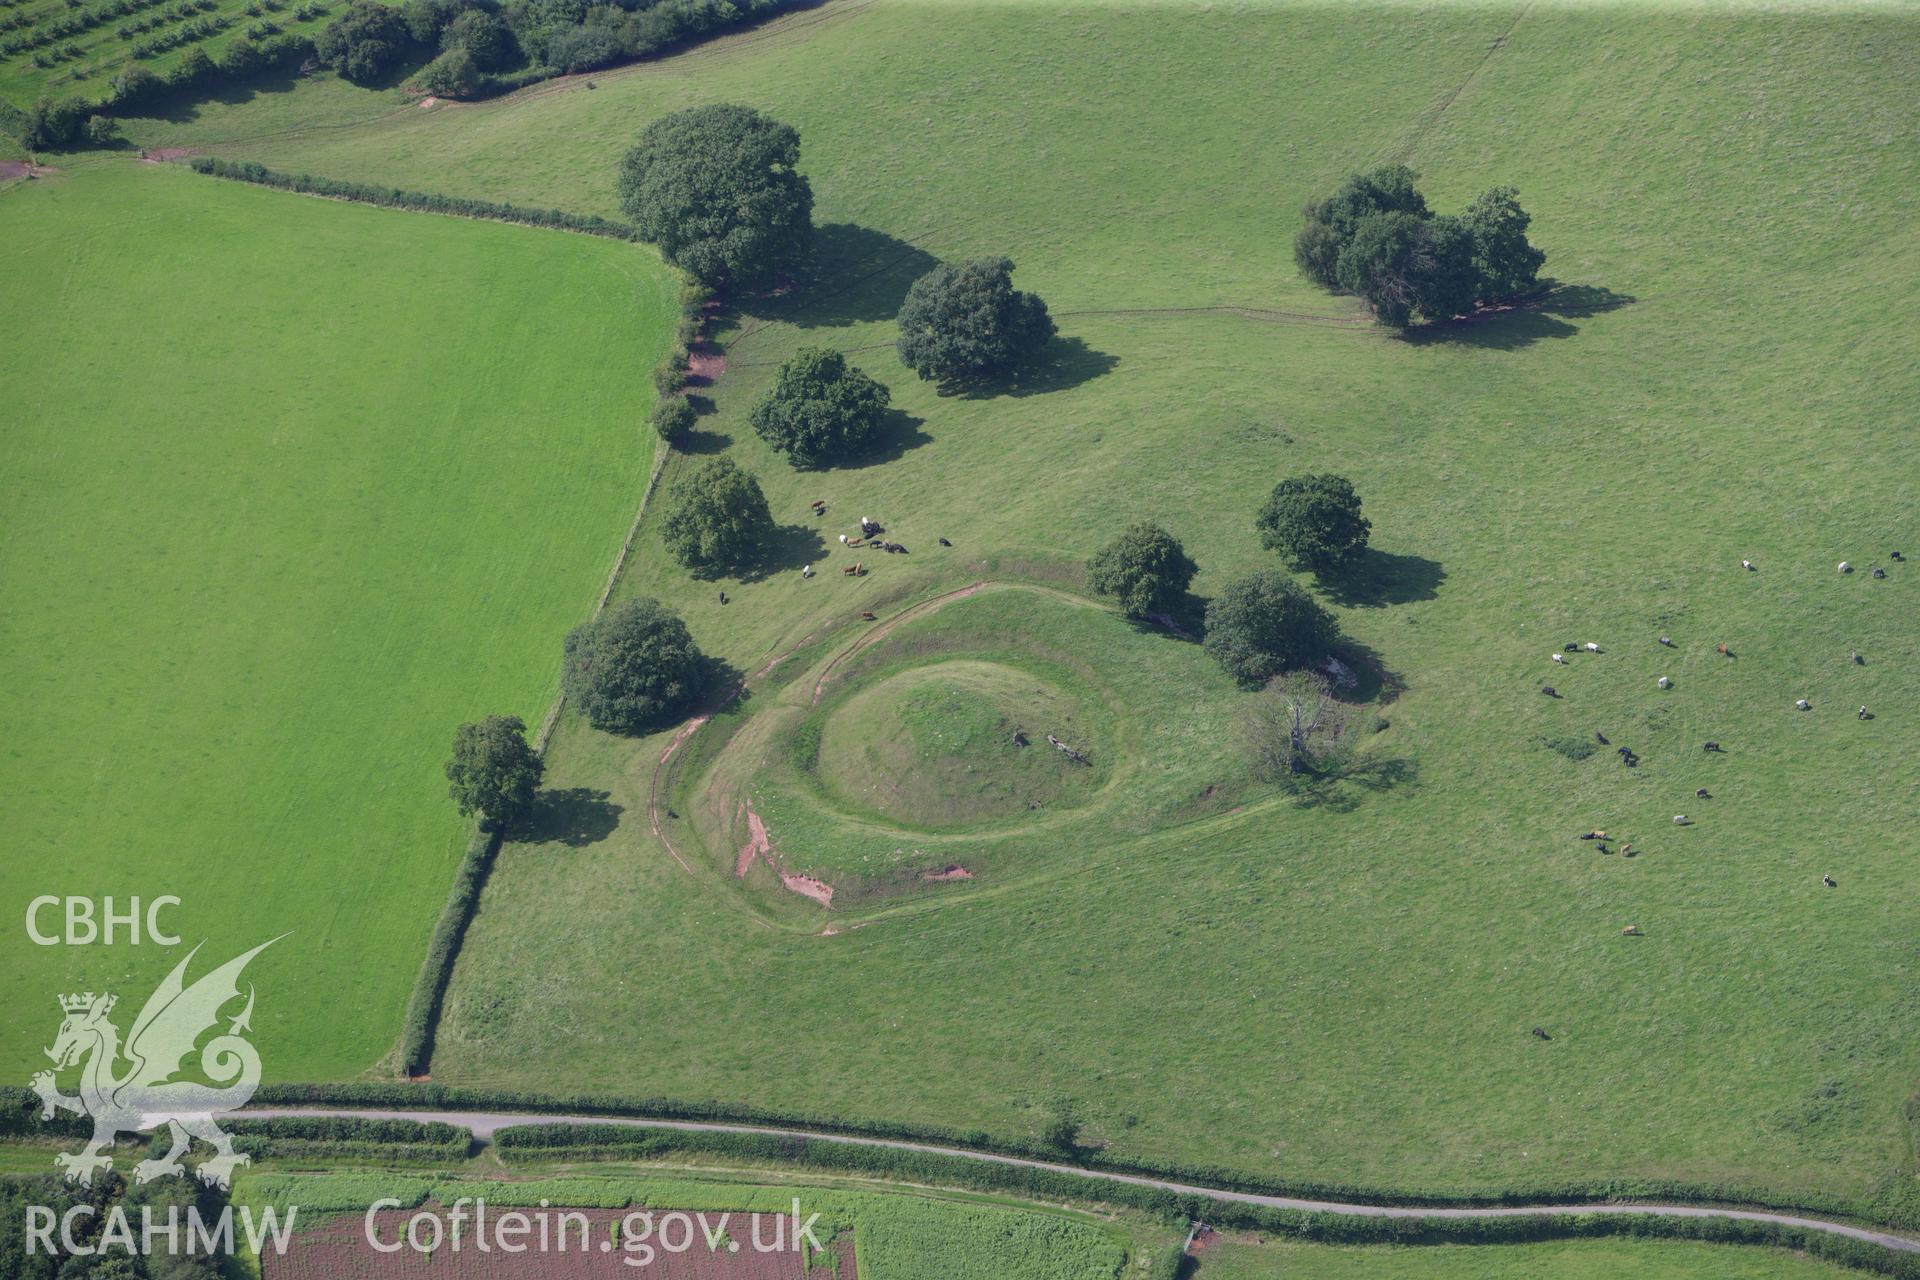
[88,0,1920,1218]
[0,160,677,1080]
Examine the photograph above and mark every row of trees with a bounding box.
[1294,165,1546,326]
[1084,478,1380,781]
[620,106,1057,385]
[313,0,801,91]
[447,596,708,829]
[1085,521,1341,690]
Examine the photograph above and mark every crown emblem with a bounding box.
[59,992,113,1015]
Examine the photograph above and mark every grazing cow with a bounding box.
[938,536,952,547]
[1541,685,1559,698]
[1597,843,1612,855]
[1552,653,1567,664]
[718,591,728,605]
[1531,1027,1552,1041]
[1858,706,1871,720]
[1742,559,1755,570]
[1621,844,1636,857]
[859,611,876,621]
[1716,644,1730,656]
[839,534,848,544]
[1851,650,1864,664]
[1585,642,1600,652]
[1673,814,1691,825]
[1622,925,1642,936]
[1872,567,1886,578]
[1795,699,1811,711]
[1703,740,1722,752]
[1595,731,1609,744]
[1580,830,1606,840]
[1838,561,1852,573]
[1565,642,1580,652]
[1893,551,1905,561]
[1696,788,1709,798]
[802,564,813,578]
[1657,676,1671,689]
[1659,635,1674,647]
[1823,875,1837,888]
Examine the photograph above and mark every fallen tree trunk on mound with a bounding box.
[1047,734,1090,765]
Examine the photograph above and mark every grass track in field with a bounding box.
[0,161,676,1079]
[63,0,1920,1214]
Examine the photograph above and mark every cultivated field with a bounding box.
[32,0,1920,1227]
[0,0,336,111]
[241,1169,1132,1280]
[0,160,676,1079]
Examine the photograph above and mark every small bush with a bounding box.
[650,394,694,443]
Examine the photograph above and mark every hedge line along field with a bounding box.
[0,161,676,1080]
[1193,1235,1864,1280]
[110,0,1920,1217]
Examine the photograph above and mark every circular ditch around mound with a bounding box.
[813,658,1112,829]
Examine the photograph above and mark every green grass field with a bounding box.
[0,160,676,1079]
[33,0,1920,1222]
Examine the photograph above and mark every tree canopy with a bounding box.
[1294,166,1546,325]
[896,256,1056,382]
[1203,571,1340,686]
[1086,523,1198,619]
[562,597,705,734]
[749,347,892,468]
[315,1,412,83]
[1462,185,1547,300]
[661,456,776,576]
[616,104,814,290]
[1255,474,1371,576]
[444,714,544,831]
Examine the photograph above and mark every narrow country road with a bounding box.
[239,1107,1920,1255]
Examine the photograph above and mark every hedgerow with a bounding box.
[227,1115,472,1163]
[186,1086,1907,1230]
[487,1126,1920,1278]
[188,157,643,239]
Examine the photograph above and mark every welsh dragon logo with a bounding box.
[30,938,279,1189]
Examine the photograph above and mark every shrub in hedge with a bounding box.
[189,158,641,240]
[651,394,695,443]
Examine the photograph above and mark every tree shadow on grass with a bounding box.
[945,336,1119,399]
[1400,281,1636,351]
[732,524,830,584]
[739,223,942,330]
[1293,755,1419,813]
[827,409,930,471]
[521,788,623,849]
[1122,591,1206,644]
[676,426,733,455]
[1318,548,1446,608]
[1332,637,1408,707]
